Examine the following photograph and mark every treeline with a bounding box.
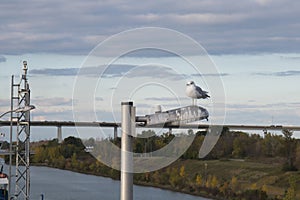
[112,128,299,170]
[32,137,120,179]
[30,129,299,200]
[183,128,300,171]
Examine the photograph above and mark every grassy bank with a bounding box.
[164,159,299,199]
[32,158,300,199]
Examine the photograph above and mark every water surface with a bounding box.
[30,166,210,200]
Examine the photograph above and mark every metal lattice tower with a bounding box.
[10,61,31,200]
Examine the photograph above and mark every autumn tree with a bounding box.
[169,167,180,188]
[230,176,238,192]
[179,166,185,178]
[195,174,203,186]
[219,181,229,196]
[211,175,219,188]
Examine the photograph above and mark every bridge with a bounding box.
[1,120,300,143]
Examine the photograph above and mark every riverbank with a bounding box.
[29,134,300,200]
[33,158,300,200]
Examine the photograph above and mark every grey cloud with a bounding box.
[274,71,300,76]
[119,48,181,58]
[280,55,300,60]
[124,66,184,80]
[32,97,73,107]
[31,68,79,76]
[95,97,104,101]
[226,102,300,110]
[144,97,183,101]
[191,73,229,77]
[76,65,135,78]
[71,65,135,78]
[101,65,135,78]
[254,70,300,77]
[253,72,269,76]
[32,109,74,121]
[33,109,72,116]
[1,0,300,55]
[30,64,183,80]
[30,64,135,77]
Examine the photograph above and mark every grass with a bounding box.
[170,159,300,199]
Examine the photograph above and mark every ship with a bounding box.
[0,165,8,200]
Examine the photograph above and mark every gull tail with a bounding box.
[203,91,210,98]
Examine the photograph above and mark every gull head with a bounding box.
[186,81,195,86]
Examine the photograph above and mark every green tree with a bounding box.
[182,133,205,159]
[71,153,78,168]
[64,136,85,148]
[282,129,297,171]
[295,142,300,169]
[33,146,46,163]
[53,155,65,168]
[232,138,244,158]
[48,146,60,164]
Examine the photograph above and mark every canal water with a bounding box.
[4,165,210,200]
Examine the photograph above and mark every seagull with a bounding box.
[186,81,210,105]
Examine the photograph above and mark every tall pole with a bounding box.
[15,61,31,200]
[114,126,118,141]
[120,102,135,200]
[25,80,30,199]
[57,126,62,143]
[9,75,14,199]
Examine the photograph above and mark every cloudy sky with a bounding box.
[1,0,300,139]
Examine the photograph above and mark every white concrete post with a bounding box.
[120,102,135,200]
